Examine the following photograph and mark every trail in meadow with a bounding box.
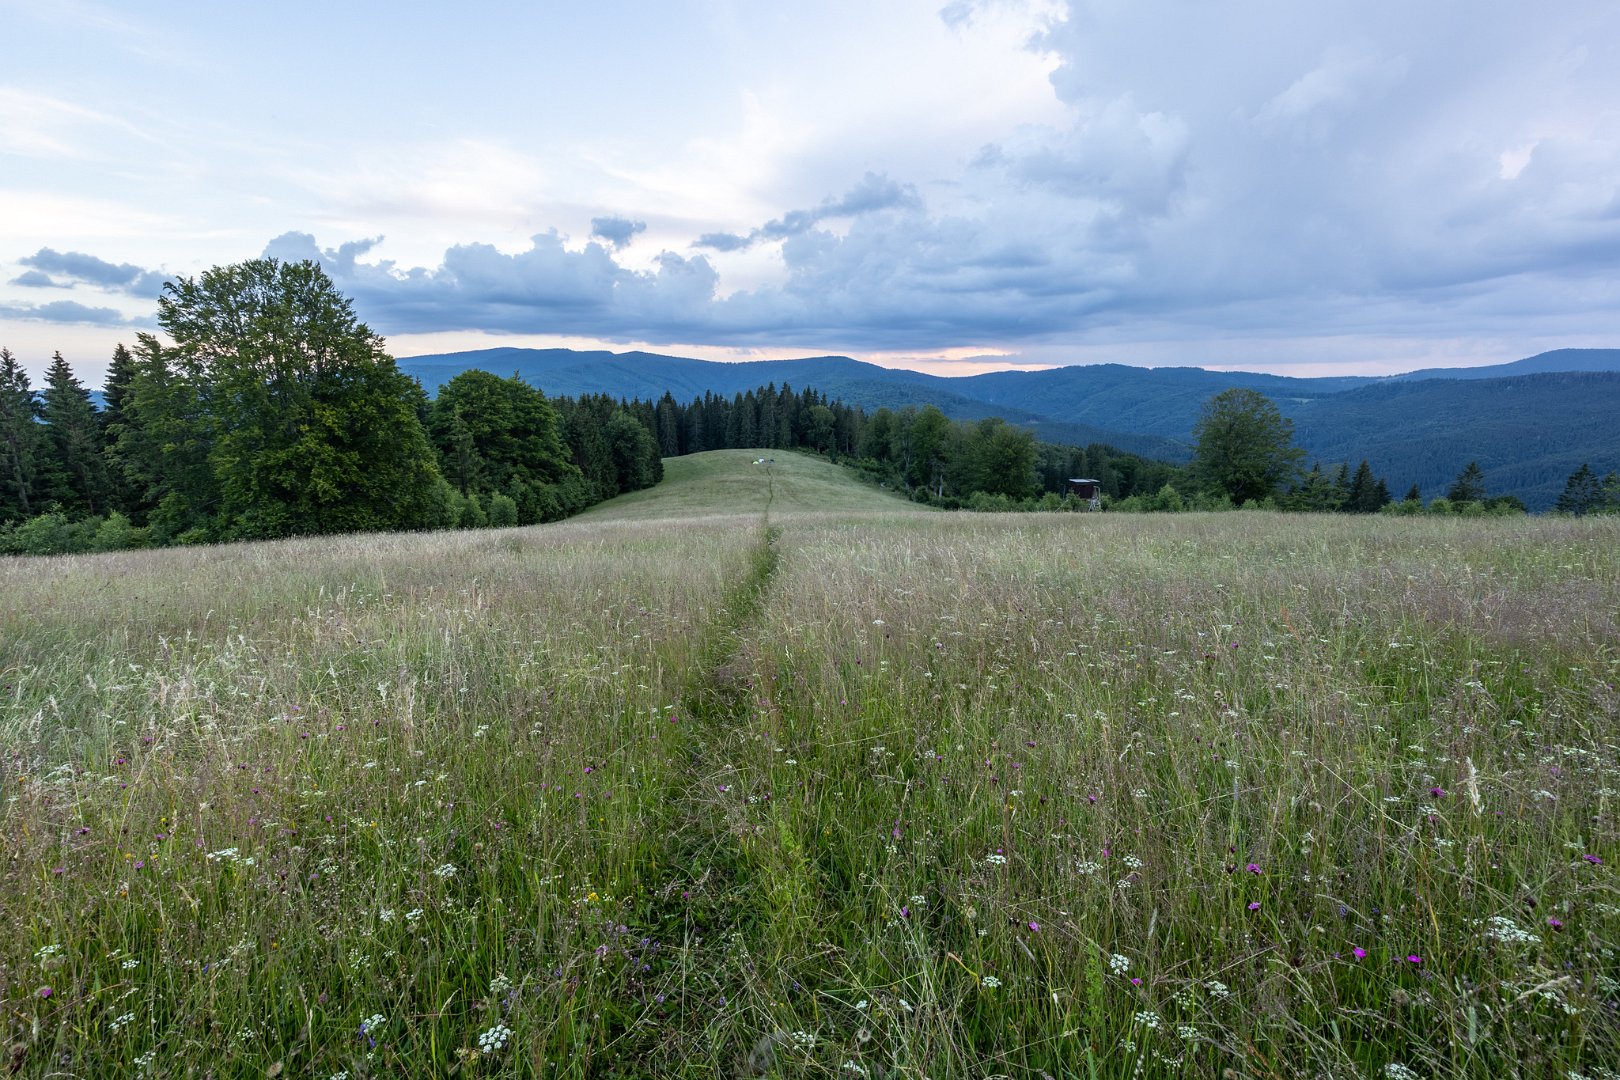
[635,507,788,1070]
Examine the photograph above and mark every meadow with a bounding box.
[3,450,1617,1079]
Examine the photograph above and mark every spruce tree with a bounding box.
[1556,464,1603,516]
[1446,462,1487,504]
[40,352,113,516]
[0,347,42,522]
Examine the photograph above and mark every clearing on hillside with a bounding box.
[578,447,928,521]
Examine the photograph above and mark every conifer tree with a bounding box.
[0,347,42,522]
[1556,463,1603,516]
[40,351,112,516]
[1446,462,1487,504]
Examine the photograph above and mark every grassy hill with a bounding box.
[580,449,928,521]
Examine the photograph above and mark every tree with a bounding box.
[1556,463,1603,516]
[1345,459,1389,513]
[39,351,113,516]
[0,347,43,522]
[427,371,576,512]
[956,417,1038,499]
[1191,388,1304,504]
[1446,461,1487,504]
[110,334,218,538]
[157,258,444,538]
[605,409,660,493]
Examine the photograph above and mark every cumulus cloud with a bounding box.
[590,216,647,250]
[18,1,1620,359]
[18,248,167,297]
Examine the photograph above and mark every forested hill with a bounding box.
[399,349,1186,462]
[398,347,1620,510]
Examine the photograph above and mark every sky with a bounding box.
[3,0,1619,385]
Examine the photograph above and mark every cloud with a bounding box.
[693,172,921,251]
[0,299,133,325]
[19,1,1620,363]
[11,270,67,288]
[694,232,752,253]
[590,216,647,250]
[18,248,167,297]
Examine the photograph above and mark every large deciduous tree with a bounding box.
[1191,388,1304,504]
[157,258,443,538]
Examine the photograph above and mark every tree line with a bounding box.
[0,260,663,554]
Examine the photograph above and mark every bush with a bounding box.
[92,512,147,551]
[459,492,488,529]
[487,492,519,528]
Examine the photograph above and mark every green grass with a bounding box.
[3,454,1618,1079]
[579,449,928,522]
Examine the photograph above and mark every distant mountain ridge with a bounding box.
[396,347,1620,511]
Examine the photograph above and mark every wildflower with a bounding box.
[1028,921,1040,931]
[1383,1065,1421,1080]
[1109,953,1131,974]
[984,853,1008,866]
[360,1014,385,1034]
[789,1030,816,1048]
[981,975,1001,988]
[110,1012,135,1032]
[1246,863,1261,874]
[476,1023,512,1053]
[1547,917,1564,931]
[1133,1011,1162,1030]
[1176,1024,1200,1040]
[37,986,52,999]
[1205,980,1230,1000]
[1248,902,1261,911]
[1583,854,1603,865]
[1352,947,1367,960]
[1406,955,1423,965]
[432,863,456,878]
[1482,916,1541,944]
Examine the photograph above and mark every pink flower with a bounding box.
[1582,854,1603,865]
[1246,863,1261,874]
[1247,902,1261,911]
[1028,921,1040,931]
[1352,947,1367,960]
[1406,955,1423,965]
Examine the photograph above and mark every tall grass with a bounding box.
[3,481,1617,1078]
